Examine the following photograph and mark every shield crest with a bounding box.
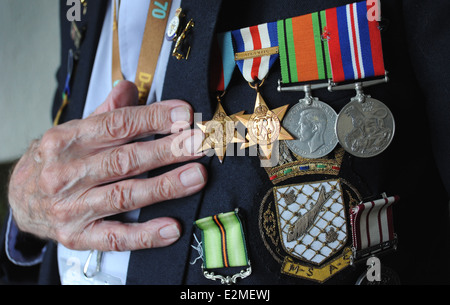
[273,179,347,265]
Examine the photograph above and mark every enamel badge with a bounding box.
[259,148,362,283]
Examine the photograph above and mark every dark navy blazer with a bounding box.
[2,0,450,285]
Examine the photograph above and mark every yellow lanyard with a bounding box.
[112,0,172,105]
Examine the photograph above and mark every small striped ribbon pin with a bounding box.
[350,195,399,252]
[194,210,249,269]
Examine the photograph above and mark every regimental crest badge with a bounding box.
[274,180,347,265]
[259,146,361,283]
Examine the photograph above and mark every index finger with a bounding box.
[63,99,193,153]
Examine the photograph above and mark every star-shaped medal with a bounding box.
[235,92,293,159]
[196,102,244,163]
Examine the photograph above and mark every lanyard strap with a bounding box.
[112,0,172,105]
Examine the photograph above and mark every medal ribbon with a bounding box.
[112,0,172,105]
[277,0,384,85]
[194,210,249,269]
[278,11,332,84]
[350,195,399,252]
[210,31,236,92]
[231,22,279,83]
[326,1,385,83]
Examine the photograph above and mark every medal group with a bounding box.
[191,1,401,285]
[196,0,395,165]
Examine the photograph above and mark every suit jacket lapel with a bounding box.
[126,0,223,285]
[52,0,108,124]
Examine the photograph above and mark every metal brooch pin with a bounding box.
[172,19,194,60]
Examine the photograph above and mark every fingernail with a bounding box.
[180,166,205,187]
[113,80,121,87]
[159,224,180,240]
[184,130,204,154]
[171,106,191,123]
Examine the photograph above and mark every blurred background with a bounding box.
[0,0,60,227]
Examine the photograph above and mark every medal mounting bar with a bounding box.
[202,261,252,285]
[350,236,398,266]
[277,79,329,105]
[327,71,389,103]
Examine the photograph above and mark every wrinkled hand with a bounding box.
[8,81,207,251]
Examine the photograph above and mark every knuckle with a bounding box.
[154,175,177,201]
[106,184,133,213]
[40,128,67,157]
[102,147,140,178]
[49,201,71,224]
[135,230,153,249]
[55,229,76,249]
[102,109,137,140]
[104,231,126,252]
[144,104,167,132]
[152,139,174,165]
[39,164,66,195]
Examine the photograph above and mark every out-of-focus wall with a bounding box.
[0,0,60,163]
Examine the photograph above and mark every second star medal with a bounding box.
[232,22,293,160]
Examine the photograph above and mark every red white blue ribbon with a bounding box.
[326,1,385,83]
[231,22,279,83]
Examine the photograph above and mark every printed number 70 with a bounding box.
[152,1,169,19]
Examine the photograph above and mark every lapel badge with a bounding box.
[166,8,194,60]
[192,209,252,284]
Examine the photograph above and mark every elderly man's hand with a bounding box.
[7,81,207,251]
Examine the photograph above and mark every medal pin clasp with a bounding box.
[327,72,389,103]
[172,19,194,60]
[277,79,329,105]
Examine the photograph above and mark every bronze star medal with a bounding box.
[236,91,293,159]
[196,101,244,163]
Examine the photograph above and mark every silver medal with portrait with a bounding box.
[283,98,338,159]
[335,97,395,158]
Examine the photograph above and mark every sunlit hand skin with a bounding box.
[7,81,207,252]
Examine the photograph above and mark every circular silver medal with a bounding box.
[283,98,338,159]
[335,97,395,158]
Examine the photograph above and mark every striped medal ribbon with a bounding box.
[326,0,385,83]
[277,10,332,84]
[349,195,399,262]
[231,22,279,83]
[210,31,236,93]
[194,210,252,284]
[277,10,338,159]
